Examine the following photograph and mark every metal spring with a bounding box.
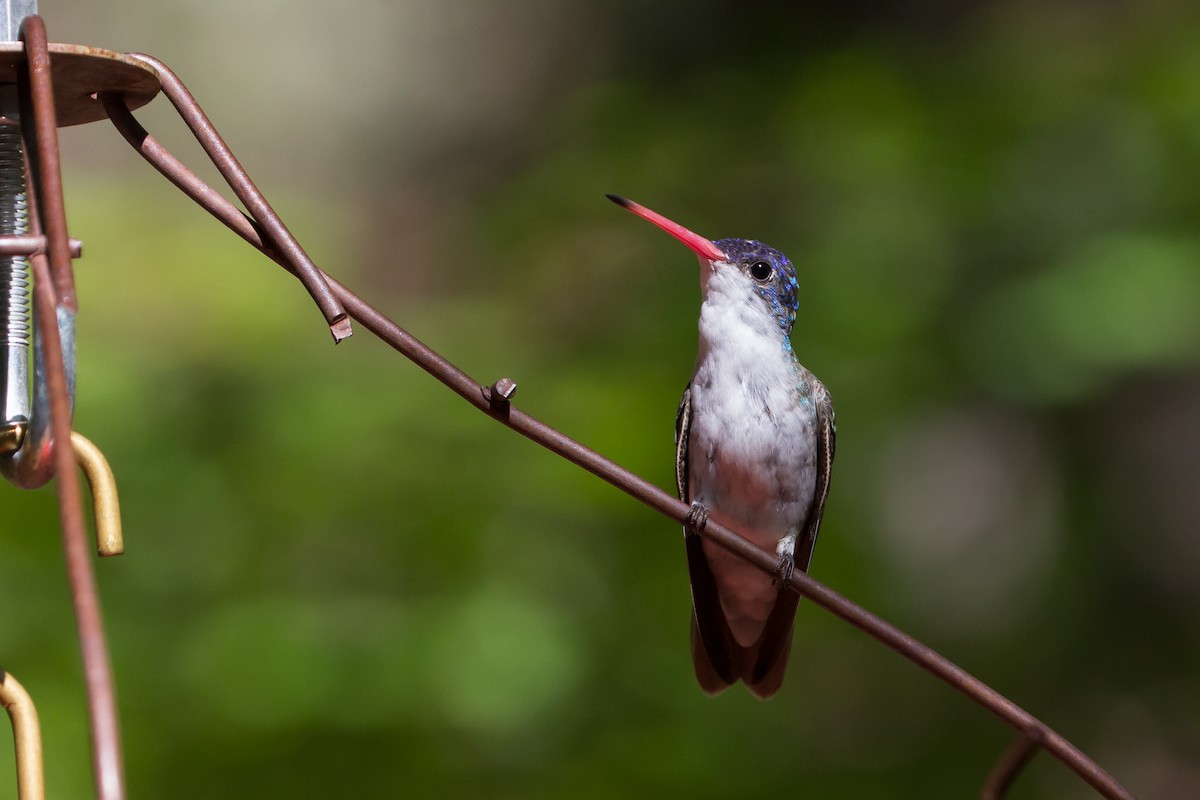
[0,123,29,348]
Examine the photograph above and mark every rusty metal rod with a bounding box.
[25,207,124,800]
[123,53,351,343]
[0,234,81,257]
[101,92,1134,800]
[20,16,125,800]
[339,304,1134,800]
[982,727,1045,800]
[17,17,74,312]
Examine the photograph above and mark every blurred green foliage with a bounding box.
[2,2,1199,798]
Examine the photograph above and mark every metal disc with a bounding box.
[0,42,160,127]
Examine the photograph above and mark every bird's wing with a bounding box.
[795,390,836,574]
[677,385,739,693]
[674,385,691,502]
[745,389,836,698]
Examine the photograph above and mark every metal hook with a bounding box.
[71,431,123,557]
[0,667,46,800]
[0,297,74,488]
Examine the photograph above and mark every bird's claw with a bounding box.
[685,502,709,536]
[772,555,795,586]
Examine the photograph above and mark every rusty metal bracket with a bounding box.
[126,53,352,342]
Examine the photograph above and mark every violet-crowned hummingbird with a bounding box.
[609,194,835,698]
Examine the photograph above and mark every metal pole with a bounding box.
[0,0,35,451]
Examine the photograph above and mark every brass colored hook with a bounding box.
[0,668,45,800]
[71,432,124,557]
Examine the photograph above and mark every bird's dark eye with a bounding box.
[749,261,772,281]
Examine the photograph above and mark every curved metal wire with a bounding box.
[982,727,1045,800]
[0,667,45,800]
[72,431,124,558]
[100,70,1136,799]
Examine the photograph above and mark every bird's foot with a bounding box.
[772,554,795,587]
[685,502,709,536]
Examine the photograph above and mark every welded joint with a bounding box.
[485,377,517,412]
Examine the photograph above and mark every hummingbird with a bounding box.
[609,194,835,698]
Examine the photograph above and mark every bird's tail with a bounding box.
[740,587,800,699]
[689,585,801,699]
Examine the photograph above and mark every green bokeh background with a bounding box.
[2,2,1198,797]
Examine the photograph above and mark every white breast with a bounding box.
[686,265,819,645]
